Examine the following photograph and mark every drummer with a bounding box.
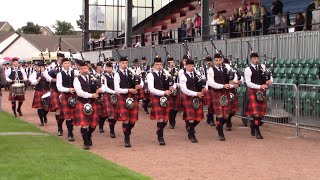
[5,58,27,117]
[29,61,50,126]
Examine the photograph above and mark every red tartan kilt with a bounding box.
[60,93,76,119]
[204,89,212,106]
[211,89,231,116]
[74,101,99,126]
[229,89,239,113]
[181,93,204,121]
[32,90,47,108]
[49,89,60,112]
[138,88,145,99]
[245,88,267,116]
[115,94,139,122]
[143,91,150,99]
[101,94,116,118]
[169,88,181,110]
[8,87,25,102]
[150,94,170,120]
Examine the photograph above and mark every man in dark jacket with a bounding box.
[0,66,6,112]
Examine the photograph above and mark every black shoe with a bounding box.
[13,112,17,117]
[99,128,104,133]
[158,137,166,146]
[88,136,92,146]
[110,131,116,138]
[169,124,174,129]
[190,135,198,143]
[44,117,48,124]
[225,126,232,131]
[83,145,90,150]
[255,131,264,139]
[40,122,44,126]
[68,135,75,141]
[57,130,63,136]
[124,137,131,148]
[250,126,255,136]
[144,110,149,114]
[210,121,215,126]
[219,135,225,141]
[17,110,23,116]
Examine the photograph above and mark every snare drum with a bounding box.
[12,83,25,96]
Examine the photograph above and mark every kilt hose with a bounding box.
[32,90,47,109]
[181,93,204,121]
[49,89,61,112]
[229,88,239,113]
[211,89,231,116]
[115,94,139,122]
[75,100,99,127]
[8,86,25,102]
[245,88,267,117]
[60,93,76,120]
[150,94,170,120]
[100,93,116,118]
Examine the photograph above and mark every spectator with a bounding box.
[98,33,106,49]
[306,1,316,31]
[312,0,320,30]
[179,20,187,42]
[185,18,194,42]
[217,14,227,39]
[211,13,220,39]
[241,0,249,12]
[230,10,240,38]
[193,13,202,36]
[295,13,305,31]
[250,3,261,36]
[271,0,283,29]
[0,66,6,112]
[261,5,271,32]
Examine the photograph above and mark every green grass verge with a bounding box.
[0,112,150,180]
[0,112,41,132]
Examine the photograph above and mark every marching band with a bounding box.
[2,50,273,149]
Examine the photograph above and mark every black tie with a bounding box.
[190,72,194,79]
[158,71,161,77]
[124,70,127,76]
[255,65,258,70]
[67,71,70,76]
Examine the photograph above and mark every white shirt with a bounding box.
[180,71,198,97]
[207,66,232,89]
[43,62,61,82]
[73,75,93,98]
[57,68,79,93]
[5,67,27,82]
[28,71,40,85]
[114,68,144,94]
[244,64,273,89]
[102,73,116,94]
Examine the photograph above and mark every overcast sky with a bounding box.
[0,0,82,31]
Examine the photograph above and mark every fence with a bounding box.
[109,30,320,65]
[234,83,320,137]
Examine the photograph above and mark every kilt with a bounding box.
[150,94,170,120]
[32,90,47,108]
[8,87,25,102]
[181,94,204,121]
[245,88,267,116]
[211,89,231,116]
[49,89,60,112]
[138,88,146,99]
[74,101,99,126]
[101,93,116,118]
[60,93,76,120]
[115,94,139,122]
[204,88,212,106]
[229,88,239,113]
[169,88,181,111]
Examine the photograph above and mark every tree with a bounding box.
[76,15,85,31]
[18,22,41,34]
[52,20,75,35]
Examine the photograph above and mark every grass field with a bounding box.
[0,112,150,180]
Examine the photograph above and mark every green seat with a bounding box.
[291,58,300,66]
[285,78,294,84]
[298,59,306,66]
[283,59,291,67]
[278,67,285,75]
[273,67,279,74]
[277,78,286,83]
[276,59,284,67]
[306,77,315,84]
[309,67,319,76]
[314,79,320,85]
[300,67,309,76]
[273,77,278,83]
[285,67,293,75]
[292,67,301,76]
[298,77,306,84]
[305,58,314,67]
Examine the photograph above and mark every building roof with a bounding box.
[0,22,6,30]
[40,26,54,35]
[21,34,82,52]
[0,32,15,43]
